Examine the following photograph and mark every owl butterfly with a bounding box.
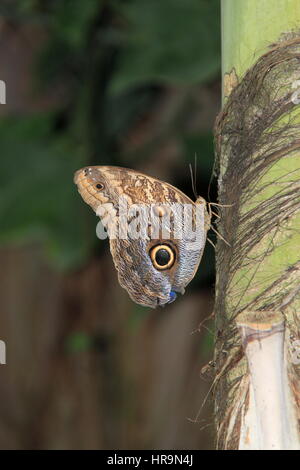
[74,166,210,308]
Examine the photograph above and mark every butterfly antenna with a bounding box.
[194,152,198,196]
[207,162,214,203]
[189,163,198,200]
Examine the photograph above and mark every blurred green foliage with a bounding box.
[65,331,93,353]
[111,0,220,92]
[0,115,94,268]
[0,0,220,269]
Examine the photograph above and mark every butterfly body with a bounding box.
[74,166,210,308]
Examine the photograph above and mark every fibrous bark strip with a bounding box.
[214,33,300,449]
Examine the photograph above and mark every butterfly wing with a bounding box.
[74,166,209,308]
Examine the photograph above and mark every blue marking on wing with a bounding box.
[168,290,177,304]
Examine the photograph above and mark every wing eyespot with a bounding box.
[150,244,176,270]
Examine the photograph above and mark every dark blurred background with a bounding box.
[0,0,220,449]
